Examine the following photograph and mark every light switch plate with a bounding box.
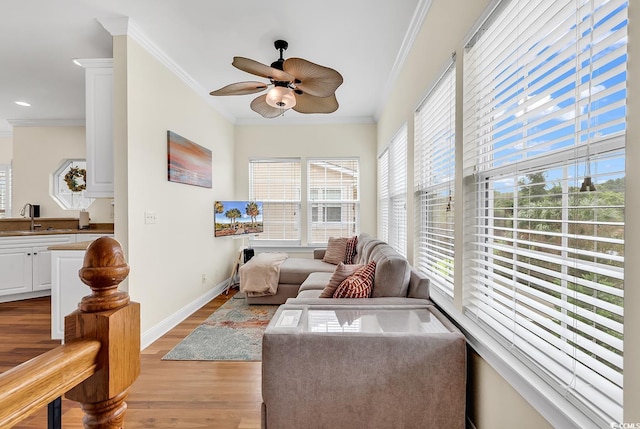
[144,211,157,224]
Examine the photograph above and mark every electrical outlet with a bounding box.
[144,211,157,224]
[201,274,206,283]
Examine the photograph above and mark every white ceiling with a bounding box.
[0,0,428,136]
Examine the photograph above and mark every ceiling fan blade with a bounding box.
[293,93,339,114]
[283,58,343,98]
[209,81,268,96]
[250,94,289,118]
[233,57,295,82]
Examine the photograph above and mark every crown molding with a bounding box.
[97,16,130,36]
[235,115,375,127]
[7,119,85,127]
[0,130,12,138]
[97,17,236,124]
[373,0,433,121]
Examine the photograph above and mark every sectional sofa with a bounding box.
[244,233,430,304]
[244,233,467,428]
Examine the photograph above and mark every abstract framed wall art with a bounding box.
[167,131,212,188]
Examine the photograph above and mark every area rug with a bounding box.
[162,297,278,361]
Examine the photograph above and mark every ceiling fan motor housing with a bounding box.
[271,40,289,70]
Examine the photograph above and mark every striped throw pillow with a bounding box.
[323,237,349,265]
[344,235,358,264]
[333,261,376,298]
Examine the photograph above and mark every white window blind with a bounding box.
[249,158,301,244]
[0,164,10,218]
[307,159,359,244]
[414,63,456,298]
[378,126,407,256]
[463,0,626,424]
[378,151,390,243]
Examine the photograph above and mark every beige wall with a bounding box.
[119,36,236,335]
[11,126,112,221]
[234,122,377,245]
[0,136,11,163]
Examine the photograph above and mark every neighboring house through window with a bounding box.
[308,158,359,245]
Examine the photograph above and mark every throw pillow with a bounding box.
[319,262,364,298]
[344,235,358,264]
[323,236,349,265]
[333,261,376,298]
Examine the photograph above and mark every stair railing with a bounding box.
[0,237,140,428]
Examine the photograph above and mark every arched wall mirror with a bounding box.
[50,159,94,210]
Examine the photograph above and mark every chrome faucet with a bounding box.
[19,203,41,231]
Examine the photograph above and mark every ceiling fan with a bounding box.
[209,40,343,118]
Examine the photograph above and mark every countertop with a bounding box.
[48,240,95,251]
[0,228,114,237]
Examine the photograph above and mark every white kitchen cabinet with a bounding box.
[0,247,31,295]
[77,58,114,198]
[0,235,75,302]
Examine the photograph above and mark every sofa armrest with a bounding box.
[313,248,326,260]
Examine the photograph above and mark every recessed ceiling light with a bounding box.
[15,101,31,107]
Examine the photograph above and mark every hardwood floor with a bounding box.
[0,292,263,429]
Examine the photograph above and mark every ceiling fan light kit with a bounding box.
[266,85,296,109]
[210,40,343,118]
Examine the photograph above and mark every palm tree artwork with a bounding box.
[213,200,264,237]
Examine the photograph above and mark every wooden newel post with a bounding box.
[64,237,141,429]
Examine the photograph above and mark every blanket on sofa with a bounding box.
[239,252,289,297]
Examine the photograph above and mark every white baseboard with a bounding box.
[140,279,228,350]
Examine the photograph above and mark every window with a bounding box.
[378,126,407,256]
[414,62,456,297]
[308,159,359,244]
[463,0,626,424]
[51,159,94,210]
[0,163,10,218]
[249,158,301,244]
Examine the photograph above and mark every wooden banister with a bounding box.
[0,237,140,429]
[0,340,101,428]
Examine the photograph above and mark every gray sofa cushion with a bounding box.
[298,272,333,291]
[369,244,411,297]
[278,258,336,284]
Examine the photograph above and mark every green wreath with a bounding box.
[64,166,87,192]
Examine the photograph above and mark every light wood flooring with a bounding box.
[0,292,263,429]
